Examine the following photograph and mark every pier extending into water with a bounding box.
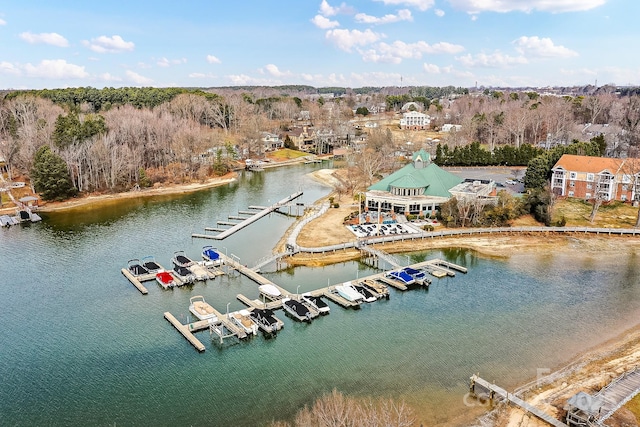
[192,191,303,240]
[470,375,568,427]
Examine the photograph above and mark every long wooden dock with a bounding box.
[121,268,149,294]
[192,191,303,240]
[470,375,568,427]
[594,366,640,424]
[164,312,206,352]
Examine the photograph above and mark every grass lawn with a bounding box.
[552,198,638,228]
[267,148,309,160]
[626,394,640,423]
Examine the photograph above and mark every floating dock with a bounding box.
[192,191,303,240]
[121,268,149,295]
[164,312,206,352]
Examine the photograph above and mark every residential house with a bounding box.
[284,126,315,152]
[261,132,283,152]
[366,149,462,216]
[441,124,462,132]
[400,111,430,130]
[551,154,640,202]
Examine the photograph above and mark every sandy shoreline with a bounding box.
[0,173,237,214]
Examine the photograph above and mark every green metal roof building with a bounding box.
[365,149,462,215]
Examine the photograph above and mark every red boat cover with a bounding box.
[156,272,173,283]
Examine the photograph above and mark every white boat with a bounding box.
[259,284,282,299]
[335,283,364,303]
[230,309,258,335]
[189,295,218,321]
[301,294,330,314]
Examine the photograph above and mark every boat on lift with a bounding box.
[229,309,258,335]
[127,259,149,276]
[202,246,222,266]
[281,297,315,322]
[249,308,283,334]
[301,294,330,314]
[335,282,364,303]
[155,271,176,289]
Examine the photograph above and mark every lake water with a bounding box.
[1,163,639,426]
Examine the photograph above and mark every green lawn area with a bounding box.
[625,394,640,423]
[267,148,309,160]
[552,198,638,228]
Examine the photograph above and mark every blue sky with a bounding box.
[0,0,636,89]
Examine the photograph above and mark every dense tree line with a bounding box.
[433,141,543,166]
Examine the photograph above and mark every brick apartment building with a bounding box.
[551,154,640,202]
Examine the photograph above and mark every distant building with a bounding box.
[551,154,640,202]
[400,111,430,130]
[449,179,496,201]
[366,149,462,216]
[441,124,462,132]
[261,132,283,151]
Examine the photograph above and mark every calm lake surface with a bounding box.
[1,163,639,426]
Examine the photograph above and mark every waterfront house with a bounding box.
[365,149,462,216]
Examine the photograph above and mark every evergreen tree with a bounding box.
[31,146,77,201]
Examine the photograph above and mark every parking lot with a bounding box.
[444,166,526,194]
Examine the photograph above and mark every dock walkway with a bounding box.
[164,312,206,352]
[192,191,303,240]
[470,375,568,427]
[595,366,640,424]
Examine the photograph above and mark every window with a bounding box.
[570,172,577,179]
[587,173,595,181]
[568,191,574,197]
[585,193,592,199]
[622,195,628,201]
[622,174,631,184]
[586,183,592,189]
[570,181,575,187]
[623,184,628,191]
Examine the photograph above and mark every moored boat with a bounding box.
[249,308,282,334]
[301,294,330,314]
[172,263,195,284]
[352,284,377,303]
[141,256,162,273]
[402,267,431,286]
[202,246,222,266]
[155,271,176,289]
[189,295,218,321]
[172,250,195,267]
[386,270,416,286]
[127,259,149,276]
[230,309,258,335]
[335,283,365,303]
[258,284,282,300]
[281,297,314,321]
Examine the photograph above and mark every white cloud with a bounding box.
[206,54,221,64]
[435,9,445,17]
[423,63,441,73]
[157,57,187,67]
[189,72,216,78]
[325,28,384,52]
[447,0,606,13]
[0,18,6,26]
[125,70,153,85]
[262,64,292,77]
[98,72,122,82]
[19,32,69,47]
[24,59,89,79]
[361,40,464,63]
[226,74,281,85]
[311,15,340,29]
[513,36,578,58]
[355,9,412,24]
[373,0,434,11]
[457,52,528,68]
[0,61,21,76]
[83,35,134,53]
[319,0,354,17]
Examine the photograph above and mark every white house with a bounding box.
[400,111,430,130]
[441,124,462,132]
[261,132,283,151]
